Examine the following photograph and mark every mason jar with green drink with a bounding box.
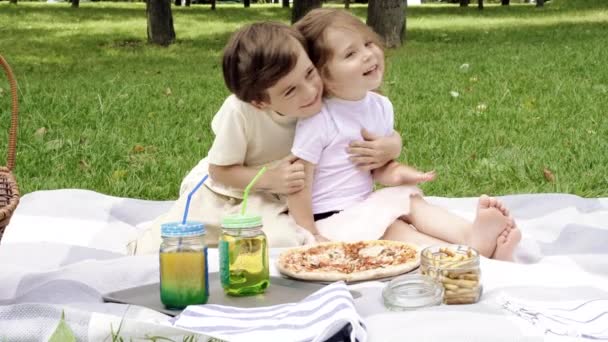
[219,213,269,296]
[218,167,270,296]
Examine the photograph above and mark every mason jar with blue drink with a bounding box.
[159,221,209,309]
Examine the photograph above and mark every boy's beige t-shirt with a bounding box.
[206,94,297,198]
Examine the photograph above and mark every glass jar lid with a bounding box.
[382,274,443,311]
[221,213,262,229]
[161,221,205,237]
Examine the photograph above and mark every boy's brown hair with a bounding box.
[294,9,384,81]
[222,22,307,104]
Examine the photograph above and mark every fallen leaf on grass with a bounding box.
[34,127,47,142]
[592,84,607,94]
[450,90,460,98]
[476,103,488,112]
[132,145,145,153]
[45,139,64,151]
[543,168,555,183]
[523,98,536,110]
[112,169,128,180]
[459,63,470,72]
[164,87,172,96]
[0,87,4,96]
[79,160,90,171]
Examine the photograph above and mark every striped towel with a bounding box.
[498,295,608,340]
[171,281,367,342]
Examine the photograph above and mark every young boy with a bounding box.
[135,22,400,254]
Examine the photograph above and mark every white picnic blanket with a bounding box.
[1,189,607,341]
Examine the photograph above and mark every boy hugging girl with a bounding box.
[137,9,520,261]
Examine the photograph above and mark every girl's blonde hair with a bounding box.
[294,8,384,82]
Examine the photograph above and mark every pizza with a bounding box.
[277,240,420,282]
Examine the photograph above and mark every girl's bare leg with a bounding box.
[402,195,509,258]
[381,220,448,246]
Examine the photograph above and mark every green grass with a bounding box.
[0,0,606,199]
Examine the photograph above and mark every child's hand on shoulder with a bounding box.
[265,155,306,195]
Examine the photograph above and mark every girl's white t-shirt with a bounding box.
[291,92,394,214]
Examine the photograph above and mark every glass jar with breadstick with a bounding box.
[420,245,482,305]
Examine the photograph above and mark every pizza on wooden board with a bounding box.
[277,240,420,282]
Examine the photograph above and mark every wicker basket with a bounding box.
[0,55,20,241]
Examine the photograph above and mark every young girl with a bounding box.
[290,9,521,260]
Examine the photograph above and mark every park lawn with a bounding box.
[0,0,606,200]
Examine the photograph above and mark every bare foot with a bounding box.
[467,195,508,258]
[493,220,522,261]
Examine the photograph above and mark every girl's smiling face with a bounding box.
[323,27,385,101]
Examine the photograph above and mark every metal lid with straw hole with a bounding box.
[161,221,205,237]
[222,213,262,229]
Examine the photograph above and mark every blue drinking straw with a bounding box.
[182,174,209,225]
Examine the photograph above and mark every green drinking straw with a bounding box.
[241,167,267,215]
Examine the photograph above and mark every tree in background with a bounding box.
[71,0,79,8]
[292,0,322,23]
[367,0,405,48]
[283,0,289,8]
[174,0,191,7]
[211,0,216,10]
[536,0,544,7]
[244,0,250,8]
[146,0,175,46]
[460,0,484,10]
[345,0,350,9]
[501,0,510,5]
[9,0,17,4]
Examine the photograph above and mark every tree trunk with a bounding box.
[211,0,216,10]
[283,0,290,8]
[292,0,322,24]
[459,0,469,7]
[501,0,510,5]
[244,0,250,8]
[174,0,181,6]
[146,0,176,46]
[345,0,350,9]
[9,0,17,4]
[274,0,279,3]
[185,0,190,7]
[367,0,406,48]
[478,0,483,10]
[71,0,79,8]
[536,0,544,7]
